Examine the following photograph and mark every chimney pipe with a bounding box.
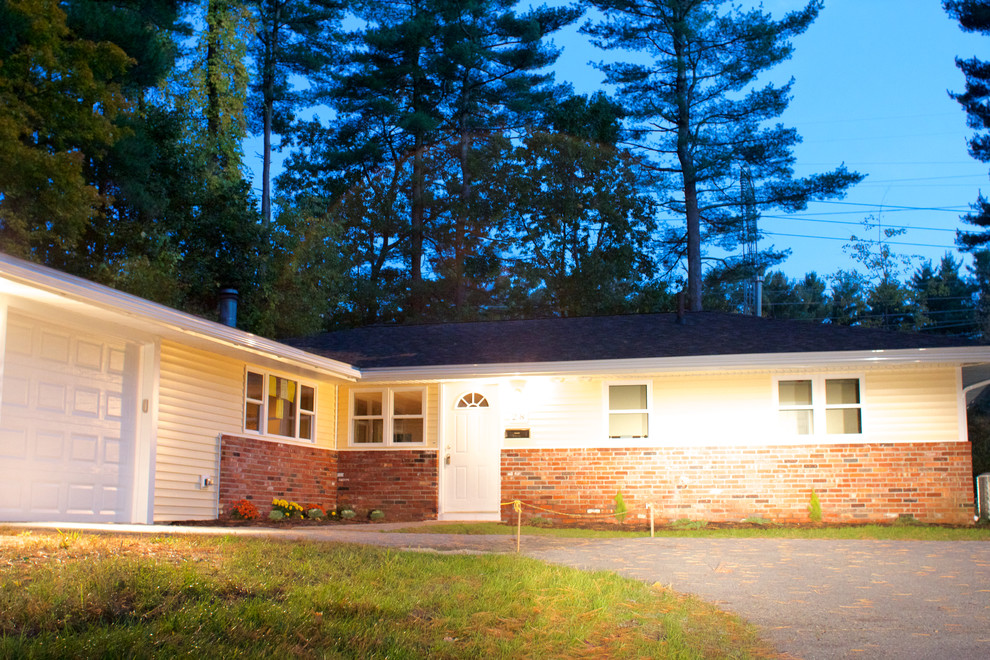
[218,289,238,328]
[676,291,686,325]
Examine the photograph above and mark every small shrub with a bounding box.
[305,504,327,520]
[268,510,285,521]
[528,515,553,528]
[808,490,822,523]
[670,519,708,530]
[368,509,385,522]
[742,515,774,526]
[614,491,628,524]
[338,506,356,520]
[229,499,259,520]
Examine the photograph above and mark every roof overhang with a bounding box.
[358,346,990,382]
[0,253,360,382]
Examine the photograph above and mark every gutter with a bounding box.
[358,346,990,382]
[0,253,360,382]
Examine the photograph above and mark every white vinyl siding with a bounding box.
[156,342,241,521]
[864,367,962,443]
[156,342,339,521]
[499,365,964,449]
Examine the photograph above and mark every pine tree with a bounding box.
[945,1,990,248]
[245,0,342,228]
[291,0,578,320]
[507,93,659,317]
[583,0,862,311]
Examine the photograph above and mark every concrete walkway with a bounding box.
[8,522,990,659]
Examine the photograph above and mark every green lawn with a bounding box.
[395,521,990,541]
[0,529,775,659]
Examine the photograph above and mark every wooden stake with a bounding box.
[515,500,522,553]
[649,503,655,538]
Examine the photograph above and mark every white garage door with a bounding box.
[0,313,136,522]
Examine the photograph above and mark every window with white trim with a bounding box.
[777,376,862,435]
[351,388,426,446]
[244,370,316,441]
[607,382,650,439]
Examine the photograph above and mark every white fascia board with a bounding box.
[359,346,990,382]
[0,253,360,382]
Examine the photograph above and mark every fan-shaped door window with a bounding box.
[456,392,489,409]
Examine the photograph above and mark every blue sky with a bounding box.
[551,0,990,281]
[249,1,990,285]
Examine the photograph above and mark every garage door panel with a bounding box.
[0,427,27,458]
[1,312,136,522]
[4,376,28,407]
[75,341,103,370]
[35,431,64,460]
[39,331,70,363]
[37,382,67,412]
[30,481,61,512]
[6,321,32,355]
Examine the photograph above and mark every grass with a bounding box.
[0,529,775,659]
[396,521,990,541]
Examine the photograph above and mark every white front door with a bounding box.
[441,385,500,520]
[0,312,139,522]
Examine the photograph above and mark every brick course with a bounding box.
[501,443,974,525]
[337,450,439,521]
[219,434,337,516]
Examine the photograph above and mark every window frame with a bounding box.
[242,368,318,443]
[604,380,652,440]
[774,374,864,437]
[349,386,428,448]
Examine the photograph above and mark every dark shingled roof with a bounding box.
[285,312,976,370]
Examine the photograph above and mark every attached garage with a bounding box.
[0,312,143,522]
[0,252,358,524]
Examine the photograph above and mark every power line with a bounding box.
[809,200,970,213]
[762,215,958,232]
[763,231,957,250]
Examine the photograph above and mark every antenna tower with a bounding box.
[740,166,762,316]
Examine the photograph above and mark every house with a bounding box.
[2,251,989,525]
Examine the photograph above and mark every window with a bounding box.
[608,382,650,439]
[350,388,426,446]
[777,377,862,436]
[244,370,316,441]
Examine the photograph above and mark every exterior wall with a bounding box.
[504,365,964,449]
[218,434,337,515]
[501,443,974,525]
[155,340,340,521]
[155,341,243,520]
[336,449,438,521]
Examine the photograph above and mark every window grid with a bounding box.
[244,370,317,442]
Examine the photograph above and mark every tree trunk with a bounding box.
[455,124,471,309]
[673,14,702,311]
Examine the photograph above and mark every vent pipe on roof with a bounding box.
[676,291,686,325]
[218,288,238,328]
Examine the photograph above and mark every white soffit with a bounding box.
[359,346,990,381]
[0,253,360,382]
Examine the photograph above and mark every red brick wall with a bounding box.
[219,434,337,516]
[337,450,438,521]
[501,443,974,525]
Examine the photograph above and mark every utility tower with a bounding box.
[740,166,763,316]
